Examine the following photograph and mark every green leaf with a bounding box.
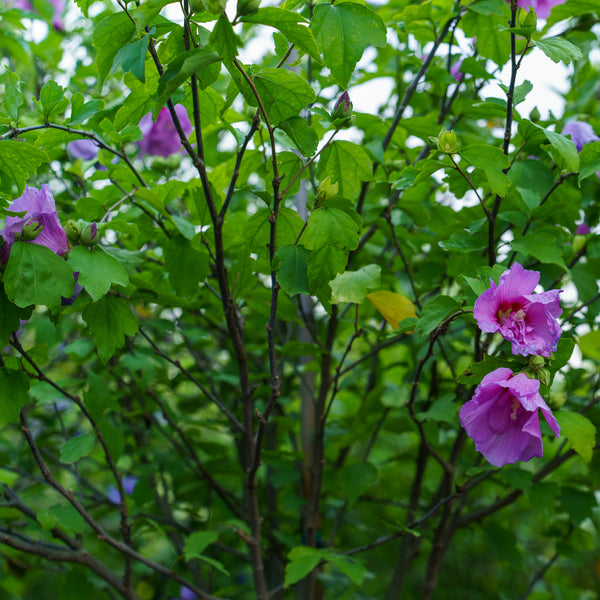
[512,80,533,106]
[456,355,523,386]
[84,371,118,420]
[210,14,242,62]
[115,85,155,131]
[156,48,221,108]
[69,93,105,125]
[304,206,360,253]
[556,411,596,463]
[274,245,310,296]
[0,368,30,428]
[541,127,580,172]
[330,264,380,304]
[245,207,305,258]
[73,0,93,17]
[306,244,348,296]
[183,531,219,562]
[338,462,378,505]
[68,246,129,303]
[242,8,321,63]
[416,296,461,336]
[461,8,510,67]
[578,141,600,183]
[39,505,85,535]
[4,242,74,312]
[92,12,136,88]
[0,282,33,345]
[316,141,372,200]
[310,1,386,88]
[325,553,367,586]
[1,70,25,122]
[546,0,599,26]
[277,116,318,157]
[578,330,600,361]
[0,141,49,194]
[252,68,316,127]
[284,547,324,587]
[98,418,125,463]
[511,228,568,269]
[112,34,150,83]
[418,394,458,425]
[164,235,210,297]
[37,81,69,121]
[534,37,583,66]
[82,296,139,364]
[60,433,96,464]
[460,144,510,196]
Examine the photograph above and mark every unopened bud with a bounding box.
[529,106,540,123]
[520,6,537,33]
[528,355,545,372]
[236,0,260,17]
[18,219,43,242]
[317,176,339,202]
[331,91,354,128]
[537,368,551,387]
[80,222,99,246]
[65,219,82,243]
[436,128,459,155]
[548,391,567,410]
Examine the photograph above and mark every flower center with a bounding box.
[509,397,522,421]
[497,303,526,325]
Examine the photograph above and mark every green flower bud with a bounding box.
[520,6,537,32]
[548,391,567,410]
[537,368,551,387]
[436,128,459,155]
[528,355,546,372]
[529,106,541,123]
[80,222,99,247]
[317,176,339,202]
[236,0,260,17]
[204,0,226,14]
[65,219,82,243]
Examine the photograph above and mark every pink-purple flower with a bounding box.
[0,185,69,265]
[11,0,65,30]
[460,368,560,467]
[107,475,139,505]
[137,105,192,158]
[450,58,464,82]
[473,262,562,357]
[511,0,564,19]
[561,121,600,152]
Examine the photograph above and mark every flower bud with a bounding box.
[548,391,567,410]
[65,219,82,243]
[529,106,540,123]
[80,222,99,246]
[435,128,459,155]
[236,0,260,17]
[528,355,546,372]
[519,6,537,34]
[18,219,43,241]
[317,176,339,202]
[331,91,354,128]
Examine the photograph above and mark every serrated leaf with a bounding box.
[277,116,318,157]
[578,330,600,361]
[460,144,510,196]
[534,37,583,66]
[112,34,150,83]
[316,141,372,200]
[38,81,69,121]
[84,371,118,420]
[210,14,242,62]
[4,242,74,312]
[578,141,600,183]
[40,505,85,535]
[366,291,417,329]
[164,235,210,297]
[310,2,386,88]
[274,245,310,296]
[60,433,95,464]
[82,296,139,364]
[416,296,461,336]
[68,246,129,303]
[183,531,219,562]
[92,12,136,88]
[418,394,457,425]
[0,368,30,429]
[284,547,324,587]
[306,244,348,295]
[0,282,33,345]
[557,411,596,463]
[511,228,568,269]
[326,553,367,585]
[330,264,380,304]
[242,8,321,63]
[253,68,316,127]
[304,206,360,253]
[0,141,49,194]
[69,93,105,125]
[456,356,521,386]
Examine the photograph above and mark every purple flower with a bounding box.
[575,223,591,235]
[11,0,65,29]
[460,368,560,467]
[137,105,192,158]
[179,587,198,600]
[67,139,99,161]
[450,58,464,82]
[0,185,69,265]
[473,262,562,357]
[511,0,564,19]
[107,476,139,505]
[561,120,600,152]
[61,272,84,306]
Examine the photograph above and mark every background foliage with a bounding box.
[0,0,599,598]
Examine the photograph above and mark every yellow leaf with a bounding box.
[366,291,416,329]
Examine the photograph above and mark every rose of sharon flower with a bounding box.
[171,587,198,600]
[107,476,139,505]
[511,0,564,19]
[0,185,69,265]
[561,120,600,152]
[137,105,192,157]
[67,139,99,161]
[474,262,562,357]
[11,0,65,30]
[460,368,560,467]
[450,58,464,82]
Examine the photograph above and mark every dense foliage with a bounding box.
[0,0,599,598]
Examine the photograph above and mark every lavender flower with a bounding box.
[473,262,562,357]
[107,476,139,505]
[575,223,591,235]
[0,185,69,265]
[450,58,464,82]
[561,120,600,152]
[460,368,560,467]
[512,0,564,19]
[11,0,65,30]
[137,105,192,158]
[67,139,99,161]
